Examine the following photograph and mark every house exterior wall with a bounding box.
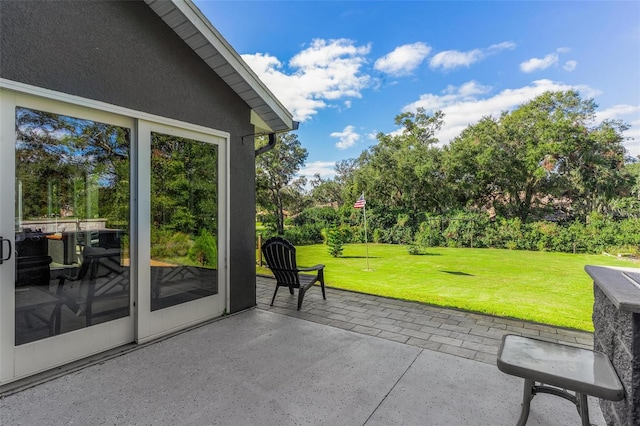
[0,1,256,312]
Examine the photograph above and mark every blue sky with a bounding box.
[194,1,640,179]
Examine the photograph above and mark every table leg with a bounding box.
[517,378,534,426]
[577,393,590,426]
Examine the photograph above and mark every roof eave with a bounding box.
[145,0,294,133]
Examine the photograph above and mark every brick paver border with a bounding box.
[256,276,594,365]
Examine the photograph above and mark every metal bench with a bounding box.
[497,334,625,426]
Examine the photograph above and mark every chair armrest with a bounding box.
[298,264,325,272]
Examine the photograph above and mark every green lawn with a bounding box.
[257,244,638,331]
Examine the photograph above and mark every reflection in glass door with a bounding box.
[14,107,130,345]
[149,132,218,311]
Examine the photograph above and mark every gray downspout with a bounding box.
[254,133,277,157]
[254,121,299,157]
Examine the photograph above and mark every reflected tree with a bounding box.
[15,107,130,227]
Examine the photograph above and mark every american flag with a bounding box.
[353,193,366,209]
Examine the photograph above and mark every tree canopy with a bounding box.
[256,90,638,252]
[256,133,308,234]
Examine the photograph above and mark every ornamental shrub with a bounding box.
[327,226,344,258]
[293,206,339,228]
[188,229,217,267]
[283,223,324,245]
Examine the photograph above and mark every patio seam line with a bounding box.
[361,348,424,426]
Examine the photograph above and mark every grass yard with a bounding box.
[257,244,638,331]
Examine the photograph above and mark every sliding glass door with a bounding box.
[0,89,228,384]
[0,92,134,382]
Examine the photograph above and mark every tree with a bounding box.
[609,161,640,218]
[556,118,631,219]
[445,116,504,212]
[353,108,448,218]
[16,107,130,225]
[151,133,218,235]
[309,173,342,206]
[256,133,308,234]
[446,91,631,222]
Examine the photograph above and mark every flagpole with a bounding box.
[354,192,370,271]
[363,199,369,270]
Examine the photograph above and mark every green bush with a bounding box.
[327,226,344,257]
[401,210,634,255]
[415,218,445,248]
[441,211,486,248]
[283,223,324,245]
[293,206,339,227]
[188,229,217,267]
[277,206,640,257]
[151,228,192,259]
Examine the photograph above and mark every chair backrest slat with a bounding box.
[261,237,300,286]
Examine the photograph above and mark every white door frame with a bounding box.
[136,120,228,344]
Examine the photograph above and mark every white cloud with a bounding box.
[429,41,515,71]
[520,48,576,73]
[444,80,492,98]
[430,49,483,71]
[402,79,601,145]
[520,53,559,73]
[624,135,640,159]
[597,104,640,157]
[299,161,336,179]
[374,42,431,76]
[487,41,517,52]
[596,104,640,121]
[242,38,371,122]
[366,131,378,140]
[331,125,361,149]
[563,60,578,72]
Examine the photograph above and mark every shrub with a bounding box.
[283,223,324,245]
[327,226,344,257]
[188,229,217,267]
[293,206,339,228]
[151,228,192,259]
[441,211,485,248]
[407,244,426,255]
[415,218,444,248]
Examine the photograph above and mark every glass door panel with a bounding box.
[14,106,131,345]
[150,132,218,311]
[137,122,226,343]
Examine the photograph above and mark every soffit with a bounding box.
[145,0,293,133]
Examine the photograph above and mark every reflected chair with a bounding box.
[15,255,65,340]
[16,255,52,287]
[56,247,129,326]
[261,236,325,310]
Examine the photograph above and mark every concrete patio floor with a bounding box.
[1,279,605,425]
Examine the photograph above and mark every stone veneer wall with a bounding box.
[593,284,640,425]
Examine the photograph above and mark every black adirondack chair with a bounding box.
[261,236,326,310]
